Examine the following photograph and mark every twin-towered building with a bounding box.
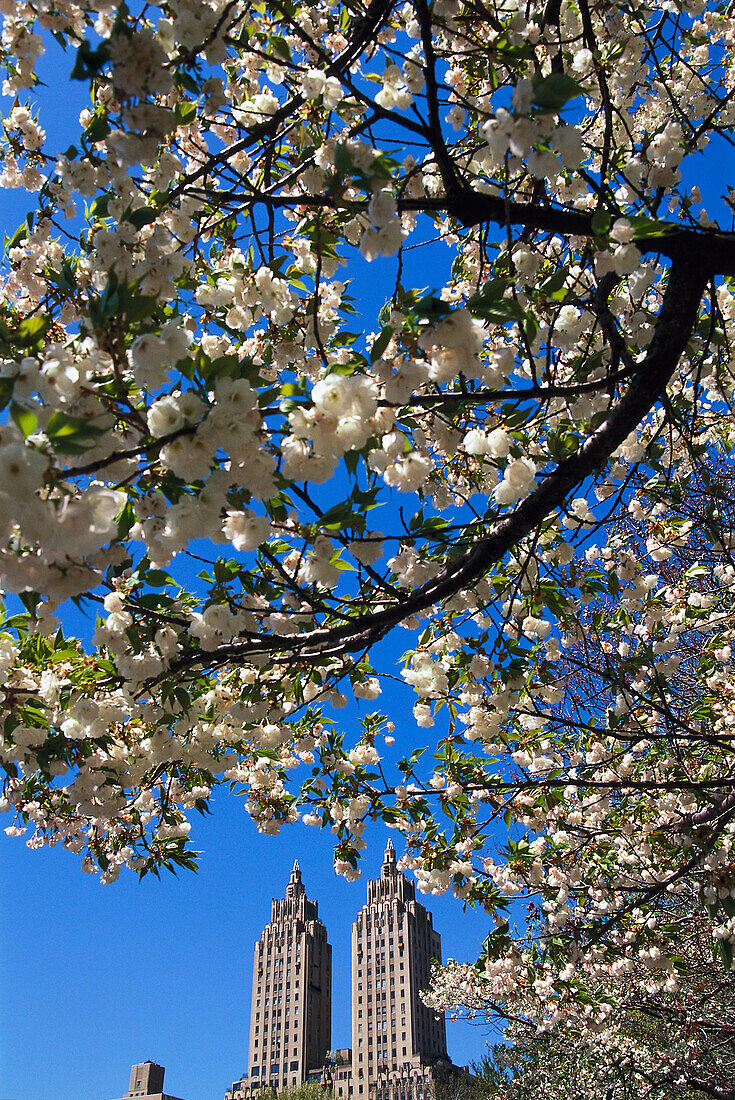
[225,841,463,1100]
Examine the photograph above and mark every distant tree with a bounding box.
[431,1065,498,1100]
[255,1083,334,1100]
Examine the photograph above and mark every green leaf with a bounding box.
[174,100,198,125]
[370,325,394,363]
[628,215,675,239]
[466,280,525,323]
[46,411,104,444]
[467,278,512,308]
[334,143,354,175]
[718,937,735,970]
[146,570,174,587]
[122,292,159,323]
[414,295,453,324]
[0,315,50,355]
[10,402,38,439]
[117,501,136,537]
[548,425,579,459]
[126,207,158,230]
[331,556,356,571]
[177,71,201,96]
[174,687,191,710]
[4,222,28,253]
[269,35,292,61]
[89,193,110,219]
[538,269,568,299]
[70,40,111,81]
[0,377,15,412]
[20,316,49,342]
[591,209,612,237]
[83,112,110,144]
[532,73,584,112]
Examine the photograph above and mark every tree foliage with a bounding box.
[253,1083,334,1100]
[454,892,735,1099]
[3,0,735,1049]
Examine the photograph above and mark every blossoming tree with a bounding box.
[3,0,735,1041]
[432,887,735,1099]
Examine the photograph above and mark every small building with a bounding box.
[108,1060,188,1100]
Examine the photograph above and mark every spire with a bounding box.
[285,858,305,899]
[383,838,396,863]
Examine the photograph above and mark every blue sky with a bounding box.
[0,809,494,1100]
[4,18,735,1100]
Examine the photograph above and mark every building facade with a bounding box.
[226,845,461,1100]
[241,860,332,1094]
[350,840,448,1100]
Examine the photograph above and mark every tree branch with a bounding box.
[167,256,708,673]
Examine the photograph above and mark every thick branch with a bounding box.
[445,189,735,275]
[186,189,735,275]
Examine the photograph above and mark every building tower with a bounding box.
[227,861,332,1098]
[129,1063,164,1096]
[108,1060,187,1100]
[351,841,448,1100]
